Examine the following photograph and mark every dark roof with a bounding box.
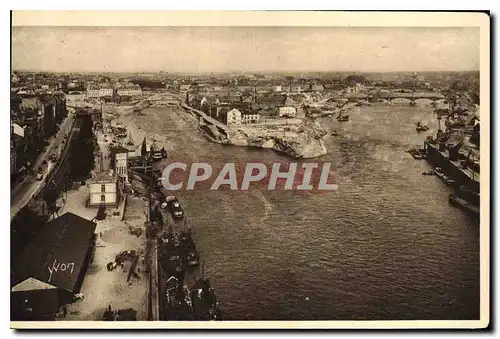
[88,170,116,184]
[12,213,97,293]
[111,145,129,154]
[258,94,287,106]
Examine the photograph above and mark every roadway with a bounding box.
[10,109,75,220]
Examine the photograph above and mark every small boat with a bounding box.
[180,230,200,266]
[422,170,435,176]
[190,278,221,320]
[406,147,426,160]
[337,112,349,122]
[434,167,456,186]
[415,122,429,132]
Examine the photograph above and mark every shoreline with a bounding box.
[177,103,328,159]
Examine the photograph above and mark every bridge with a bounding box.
[180,103,229,137]
[344,91,445,104]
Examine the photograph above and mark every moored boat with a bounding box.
[190,278,221,320]
[163,276,194,320]
[180,229,200,266]
[434,167,456,186]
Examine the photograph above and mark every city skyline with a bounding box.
[12,26,480,73]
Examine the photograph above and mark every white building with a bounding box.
[311,84,324,92]
[114,147,129,183]
[278,106,297,118]
[87,170,119,207]
[226,108,242,126]
[65,92,86,107]
[242,112,260,124]
[117,87,142,97]
[275,85,282,92]
[86,88,100,98]
[180,85,191,93]
[99,88,113,97]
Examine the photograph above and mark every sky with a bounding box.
[11,26,480,73]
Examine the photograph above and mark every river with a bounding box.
[120,99,480,320]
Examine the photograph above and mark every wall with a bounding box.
[89,182,117,206]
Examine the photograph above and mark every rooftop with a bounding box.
[88,170,117,184]
[12,212,97,292]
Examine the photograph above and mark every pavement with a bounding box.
[56,187,149,321]
[10,110,75,220]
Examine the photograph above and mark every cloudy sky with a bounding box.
[12,26,480,73]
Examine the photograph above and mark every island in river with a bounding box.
[176,102,329,159]
[225,118,328,159]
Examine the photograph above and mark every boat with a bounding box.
[449,193,479,218]
[415,122,429,132]
[337,111,349,122]
[163,276,194,320]
[434,167,456,186]
[422,170,435,176]
[406,147,426,160]
[150,143,163,161]
[179,229,200,266]
[158,232,187,278]
[160,147,168,159]
[190,277,221,320]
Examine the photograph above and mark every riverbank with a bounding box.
[179,103,328,159]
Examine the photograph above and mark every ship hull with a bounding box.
[424,141,479,192]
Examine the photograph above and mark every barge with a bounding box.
[424,140,479,192]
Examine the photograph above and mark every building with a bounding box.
[11,213,97,320]
[241,111,261,124]
[275,85,282,92]
[180,84,191,93]
[311,84,324,92]
[113,146,129,183]
[278,106,297,118]
[65,91,86,108]
[226,108,242,125]
[11,124,26,173]
[99,88,113,98]
[10,141,16,174]
[116,84,142,97]
[87,170,120,207]
[86,86,100,98]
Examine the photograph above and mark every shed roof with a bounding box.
[12,213,97,293]
[12,277,57,292]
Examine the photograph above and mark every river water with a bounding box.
[124,100,480,320]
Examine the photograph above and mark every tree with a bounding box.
[344,74,368,86]
[141,137,147,157]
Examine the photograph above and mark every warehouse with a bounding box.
[11,213,97,320]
